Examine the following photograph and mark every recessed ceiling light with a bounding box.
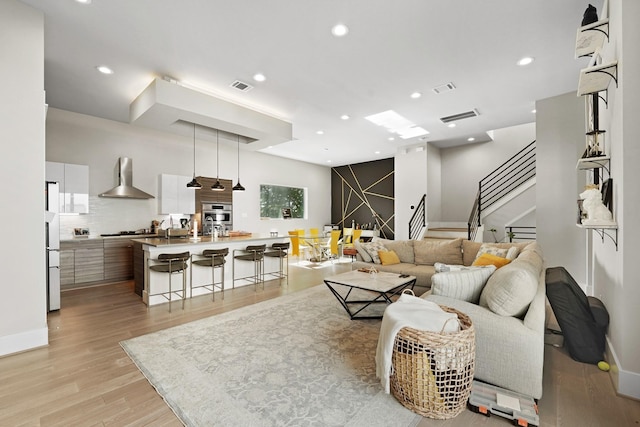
[331,23,349,37]
[410,92,422,99]
[327,160,332,163]
[531,109,537,114]
[388,137,395,141]
[253,73,266,82]
[375,151,381,154]
[448,123,456,128]
[75,0,91,4]
[517,56,534,66]
[341,114,350,120]
[96,65,113,75]
[316,130,324,135]
[467,137,475,142]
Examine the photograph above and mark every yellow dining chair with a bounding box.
[296,229,310,258]
[288,230,300,257]
[342,228,354,248]
[329,229,342,260]
[353,229,362,245]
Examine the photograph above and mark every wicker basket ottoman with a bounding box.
[390,306,475,419]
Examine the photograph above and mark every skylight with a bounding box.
[364,110,429,140]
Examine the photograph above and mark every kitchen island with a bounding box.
[132,234,287,306]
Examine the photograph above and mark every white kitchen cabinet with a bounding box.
[46,161,89,214]
[159,174,195,214]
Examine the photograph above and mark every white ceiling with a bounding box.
[22,0,597,166]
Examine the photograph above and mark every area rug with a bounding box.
[121,285,421,427]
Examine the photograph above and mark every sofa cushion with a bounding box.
[414,238,463,266]
[361,241,387,264]
[479,259,539,317]
[462,241,530,266]
[378,250,401,265]
[431,265,496,303]
[354,239,373,262]
[375,238,415,264]
[472,253,512,269]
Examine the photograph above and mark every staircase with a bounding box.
[424,224,468,240]
[408,141,536,242]
[468,140,536,242]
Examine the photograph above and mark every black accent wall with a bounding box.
[331,158,395,239]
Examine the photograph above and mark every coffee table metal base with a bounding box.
[324,271,416,319]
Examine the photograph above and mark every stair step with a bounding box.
[425,227,468,239]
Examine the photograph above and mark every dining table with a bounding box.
[300,235,332,262]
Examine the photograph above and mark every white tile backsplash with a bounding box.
[59,196,189,239]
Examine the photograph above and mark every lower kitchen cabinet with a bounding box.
[133,242,145,296]
[104,238,134,282]
[60,238,136,290]
[60,249,75,286]
[73,240,104,284]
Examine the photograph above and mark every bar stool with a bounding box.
[264,242,289,284]
[148,251,190,312]
[190,248,228,301]
[232,244,266,291]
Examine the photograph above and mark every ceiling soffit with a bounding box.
[130,78,293,150]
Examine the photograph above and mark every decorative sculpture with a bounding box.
[582,4,598,26]
[579,187,614,225]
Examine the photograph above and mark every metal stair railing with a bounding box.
[409,194,426,240]
[468,140,536,240]
[505,226,537,242]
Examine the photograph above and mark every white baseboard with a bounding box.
[0,326,48,357]
[606,336,640,399]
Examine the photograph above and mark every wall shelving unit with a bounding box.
[574,0,618,251]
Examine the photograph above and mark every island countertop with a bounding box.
[131,233,285,248]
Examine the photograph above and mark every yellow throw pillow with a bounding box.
[472,252,511,269]
[378,250,401,266]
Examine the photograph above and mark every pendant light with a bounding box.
[186,123,202,189]
[232,134,245,191]
[212,129,225,192]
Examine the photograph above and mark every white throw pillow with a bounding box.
[361,241,387,264]
[354,239,373,262]
[506,246,520,260]
[474,243,509,262]
[431,265,496,303]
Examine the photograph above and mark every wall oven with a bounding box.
[202,203,232,235]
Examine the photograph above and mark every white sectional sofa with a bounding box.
[353,238,546,399]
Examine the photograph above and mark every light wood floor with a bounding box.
[1,260,639,426]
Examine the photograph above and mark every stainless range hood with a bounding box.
[99,157,154,199]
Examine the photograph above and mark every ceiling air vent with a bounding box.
[432,82,456,94]
[230,80,254,92]
[440,109,479,123]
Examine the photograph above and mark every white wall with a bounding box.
[440,123,536,222]
[45,108,331,238]
[592,0,640,398]
[427,143,442,223]
[0,1,48,356]
[536,92,587,286]
[394,144,428,240]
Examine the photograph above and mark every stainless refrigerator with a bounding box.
[46,181,61,311]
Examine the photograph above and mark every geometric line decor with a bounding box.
[331,158,395,239]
